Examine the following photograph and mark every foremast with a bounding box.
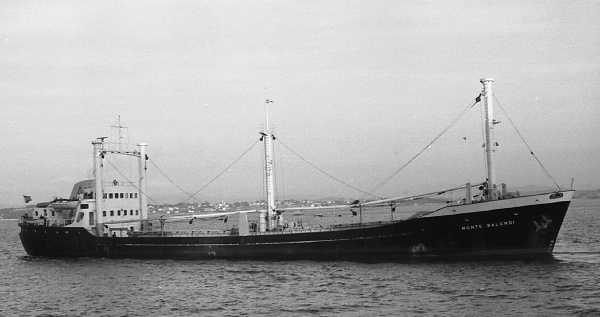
[260,96,277,231]
[481,78,497,200]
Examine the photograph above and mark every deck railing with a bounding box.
[19,217,74,227]
[135,220,400,238]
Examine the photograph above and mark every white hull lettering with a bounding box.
[487,220,515,228]
[462,220,516,231]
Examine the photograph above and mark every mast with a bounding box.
[261,94,276,231]
[480,78,497,200]
[138,143,148,221]
[111,116,127,151]
[93,139,104,235]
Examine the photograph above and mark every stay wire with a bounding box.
[182,140,262,203]
[104,158,160,205]
[148,158,198,203]
[480,97,489,177]
[492,94,561,189]
[364,99,479,199]
[365,181,486,208]
[275,140,285,203]
[277,138,382,199]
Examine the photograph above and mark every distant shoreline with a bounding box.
[1,194,597,220]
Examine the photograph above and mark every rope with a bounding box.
[277,138,382,199]
[479,96,488,177]
[104,158,160,205]
[182,140,261,203]
[363,182,486,208]
[275,140,285,202]
[148,159,198,202]
[364,98,479,198]
[106,140,260,205]
[493,94,561,189]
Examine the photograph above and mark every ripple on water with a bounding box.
[2,204,600,316]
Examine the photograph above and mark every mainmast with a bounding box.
[481,78,497,200]
[260,94,277,231]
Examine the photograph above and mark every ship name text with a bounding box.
[462,220,515,231]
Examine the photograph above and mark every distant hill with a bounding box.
[1,188,597,220]
[572,189,600,199]
[511,186,599,199]
[0,207,28,220]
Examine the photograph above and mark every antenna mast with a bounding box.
[111,116,128,151]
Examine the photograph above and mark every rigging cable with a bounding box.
[104,158,160,205]
[364,98,480,199]
[277,138,382,199]
[181,139,262,203]
[148,158,199,203]
[361,181,486,208]
[275,139,285,203]
[479,95,489,178]
[493,94,561,189]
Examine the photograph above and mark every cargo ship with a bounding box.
[18,79,574,260]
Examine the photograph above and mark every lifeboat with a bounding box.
[50,200,79,210]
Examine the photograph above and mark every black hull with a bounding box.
[19,196,571,261]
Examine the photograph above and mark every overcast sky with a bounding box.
[1,1,598,207]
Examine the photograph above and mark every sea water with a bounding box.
[1,200,599,317]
